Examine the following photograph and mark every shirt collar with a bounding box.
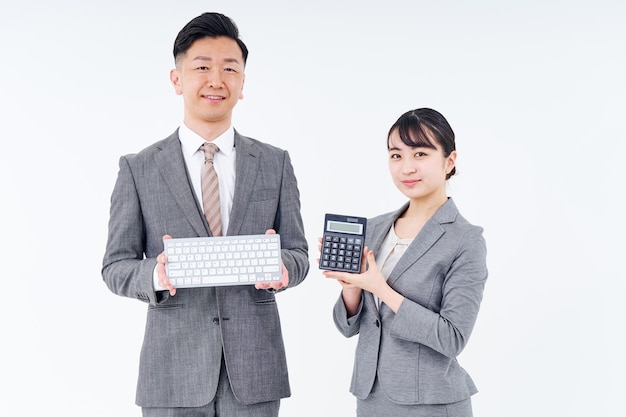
[178,123,235,158]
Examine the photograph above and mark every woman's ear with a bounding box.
[446,150,457,175]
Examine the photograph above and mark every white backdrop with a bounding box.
[1,1,625,416]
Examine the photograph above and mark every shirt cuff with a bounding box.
[153,264,166,291]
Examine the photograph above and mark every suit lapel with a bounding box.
[154,132,209,237]
[386,199,458,286]
[227,132,260,235]
[386,220,444,286]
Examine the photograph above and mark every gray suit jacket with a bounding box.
[333,198,487,405]
[102,129,309,407]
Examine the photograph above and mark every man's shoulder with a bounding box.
[234,130,285,155]
[122,130,180,161]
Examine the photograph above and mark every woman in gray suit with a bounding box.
[323,108,488,417]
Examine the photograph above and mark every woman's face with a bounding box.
[387,129,456,203]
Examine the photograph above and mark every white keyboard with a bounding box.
[164,234,282,288]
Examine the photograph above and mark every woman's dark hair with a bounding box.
[173,12,249,65]
[388,107,457,179]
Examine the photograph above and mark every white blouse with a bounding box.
[374,224,414,310]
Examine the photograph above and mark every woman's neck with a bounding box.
[394,195,448,239]
[405,194,448,219]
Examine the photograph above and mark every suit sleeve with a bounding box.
[333,292,364,338]
[389,226,488,358]
[275,151,309,289]
[101,155,161,305]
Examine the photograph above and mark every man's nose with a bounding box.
[206,69,223,88]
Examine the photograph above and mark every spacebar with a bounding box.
[202,275,240,284]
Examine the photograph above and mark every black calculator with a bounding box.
[319,213,367,273]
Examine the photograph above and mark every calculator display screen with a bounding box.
[326,220,363,235]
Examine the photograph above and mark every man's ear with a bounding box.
[239,74,245,100]
[170,68,182,95]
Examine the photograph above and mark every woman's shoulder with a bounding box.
[431,199,485,248]
[368,204,407,227]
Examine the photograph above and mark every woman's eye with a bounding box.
[415,151,426,157]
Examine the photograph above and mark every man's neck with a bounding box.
[183,118,231,142]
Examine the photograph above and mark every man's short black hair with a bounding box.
[173,12,248,65]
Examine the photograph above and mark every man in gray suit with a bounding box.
[102,12,309,417]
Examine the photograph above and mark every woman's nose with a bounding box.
[401,160,417,174]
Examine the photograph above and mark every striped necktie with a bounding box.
[200,142,222,236]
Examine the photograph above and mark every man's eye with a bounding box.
[197,66,209,71]
[224,67,237,73]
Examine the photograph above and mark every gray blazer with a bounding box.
[102,129,309,407]
[333,198,487,405]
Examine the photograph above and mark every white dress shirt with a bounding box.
[178,122,236,232]
[154,123,237,290]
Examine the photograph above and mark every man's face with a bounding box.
[170,36,245,128]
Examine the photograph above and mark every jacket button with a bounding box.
[212,318,220,325]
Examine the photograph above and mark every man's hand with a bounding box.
[157,234,176,296]
[255,229,289,292]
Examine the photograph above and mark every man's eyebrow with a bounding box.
[192,56,241,64]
